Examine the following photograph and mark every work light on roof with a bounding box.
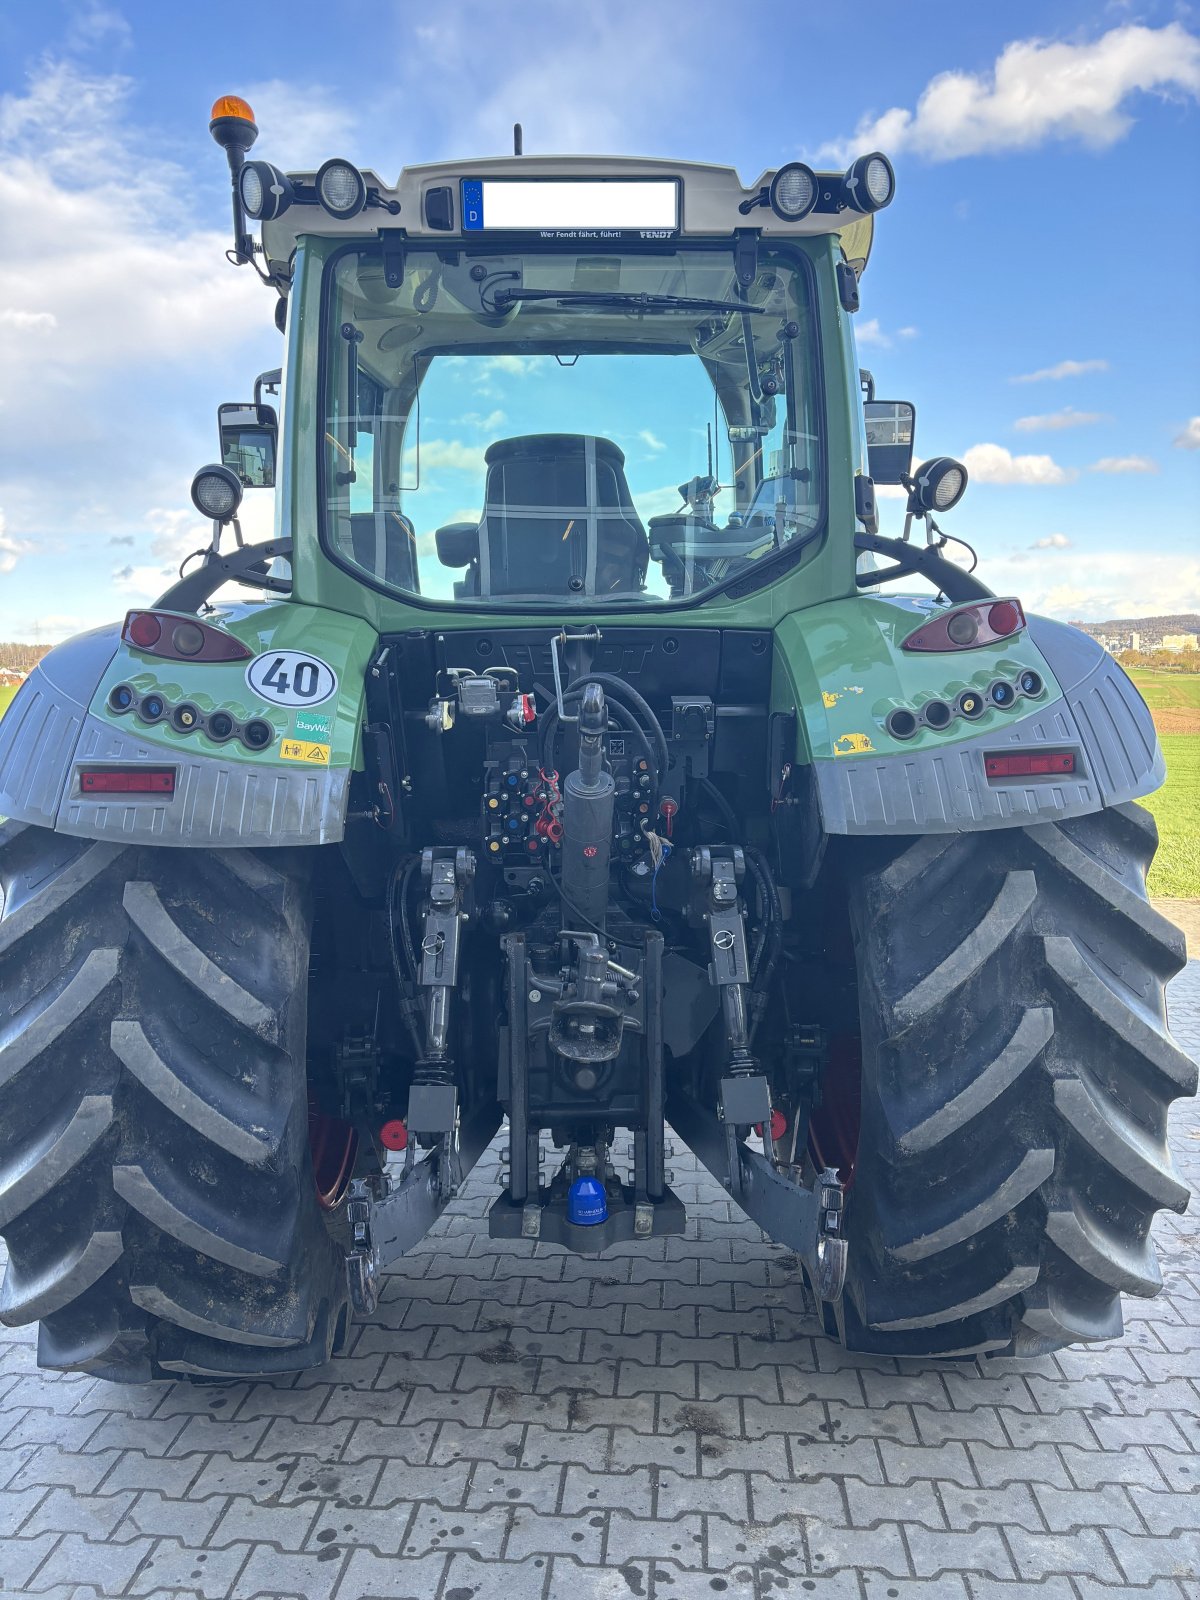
[239,159,294,221]
[768,162,818,221]
[843,151,895,214]
[316,159,367,220]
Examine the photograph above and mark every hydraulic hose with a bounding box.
[570,672,670,781]
[540,694,661,821]
[696,774,741,842]
[743,844,783,1044]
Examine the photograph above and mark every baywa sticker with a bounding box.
[246,650,338,708]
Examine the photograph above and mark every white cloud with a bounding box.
[813,23,1200,165]
[639,430,666,452]
[414,439,488,474]
[0,60,273,547]
[240,80,360,171]
[1089,455,1158,474]
[1031,533,1071,549]
[0,309,58,330]
[0,511,32,574]
[481,355,538,376]
[1011,359,1109,384]
[1014,407,1109,432]
[856,319,917,349]
[66,3,132,51]
[1173,417,1200,450]
[962,443,1077,485]
[462,409,506,432]
[980,548,1200,621]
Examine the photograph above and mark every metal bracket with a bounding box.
[380,229,407,289]
[734,228,759,289]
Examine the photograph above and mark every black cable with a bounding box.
[541,696,661,815]
[743,845,783,1043]
[386,857,426,1057]
[570,672,670,779]
[696,774,741,842]
[545,863,613,945]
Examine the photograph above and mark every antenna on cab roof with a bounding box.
[514,122,523,156]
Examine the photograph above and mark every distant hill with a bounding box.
[1070,615,1200,649]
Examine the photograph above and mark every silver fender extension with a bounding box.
[815,617,1164,836]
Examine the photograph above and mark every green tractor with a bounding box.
[0,96,1191,1381]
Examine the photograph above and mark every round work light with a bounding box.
[238,159,294,221]
[316,159,367,220]
[190,463,243,523]
[910,457,968,515]
[768,162,818,221]
[843,151,896,214]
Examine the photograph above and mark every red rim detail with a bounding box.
[308,1102,358,1210]
[806,1032,862,1187]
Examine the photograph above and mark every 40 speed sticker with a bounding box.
[246,649,338,708]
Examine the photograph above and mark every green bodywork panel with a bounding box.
[771,594,1061,765]
[91,602,378,771]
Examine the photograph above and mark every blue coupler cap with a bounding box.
[568,1175,608,1226]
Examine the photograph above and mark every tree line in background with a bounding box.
[1116,649,1200,674]
[0,642,52,676]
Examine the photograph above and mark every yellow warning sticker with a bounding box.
[833,732,875,756]
[279,739,331,765]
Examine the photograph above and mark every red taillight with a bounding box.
[987,600,1022,637]
[126,612,162,649]
[379,1119,408,1152]
[985,751,1075,780]
[903,599,1026,653]
[80,768,176,794]
[122,611,252,662]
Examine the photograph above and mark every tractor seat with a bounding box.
[475,434,648,597]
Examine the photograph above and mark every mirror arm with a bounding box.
[854,532,993,602]
[154,537,294,612]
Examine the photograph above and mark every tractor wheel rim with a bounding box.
[308,1104,358,1210]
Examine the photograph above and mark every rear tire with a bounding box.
[0,822,350,1381]
[840,804,1194,1356]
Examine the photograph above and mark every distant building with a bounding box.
[1162,633,1199,652]
[1129,631,1140,652]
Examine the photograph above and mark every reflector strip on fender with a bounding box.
[984,751,1075,780]
[79,768,176,795]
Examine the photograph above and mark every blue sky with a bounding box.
[0,0,1197,639]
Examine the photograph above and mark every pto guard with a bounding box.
[779,598,1164,835]
[0,602,375,847]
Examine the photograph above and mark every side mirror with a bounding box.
[218,401,277,488]
[864,399,915,484]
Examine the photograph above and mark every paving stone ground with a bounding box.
[1,965,1198,1600]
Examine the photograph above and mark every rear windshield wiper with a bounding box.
[488,287,772,316]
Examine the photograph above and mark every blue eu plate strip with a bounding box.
[461,180,483,231]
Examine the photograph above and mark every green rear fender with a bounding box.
[772,595,1164,835]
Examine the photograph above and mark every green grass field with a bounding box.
[1126,669,1200,714]
[1143,733,1200,899]
[0,685,16,718]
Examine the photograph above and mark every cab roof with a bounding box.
[259,155,877,284]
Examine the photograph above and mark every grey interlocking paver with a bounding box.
[0,958,1196,1600]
